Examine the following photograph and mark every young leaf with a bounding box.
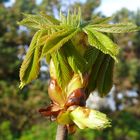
[63,41,87,74]
[87,52,105,93]
[18,14,49,29]
[51,49,73,89]
[89,16,113,25]
[83,28,119,61]
[97,55,114,97]
[19,31,42,88]
[40,11,60,25]
[87,23,140,33]
[84,47,100,69]
[42,28,79,56]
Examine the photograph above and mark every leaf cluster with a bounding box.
[18,8,139,96]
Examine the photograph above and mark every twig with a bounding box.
[55,125,68,140]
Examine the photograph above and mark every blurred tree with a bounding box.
[113,8,140,94]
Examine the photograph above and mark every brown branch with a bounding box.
[55,125,68,140]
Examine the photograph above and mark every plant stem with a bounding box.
[56,125,68,140]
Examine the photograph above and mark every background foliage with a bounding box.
[0,0,140,140]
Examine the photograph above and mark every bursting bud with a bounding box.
[48,79,66,106]
[70,107,111,129]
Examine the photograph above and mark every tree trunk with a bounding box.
[55,125,68,140]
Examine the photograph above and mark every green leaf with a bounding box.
[97,55,114,97]
[42,28,79,56]
[18,12,60,29]
[63,41,87,74]
[19,31,42,88]
[18,13,49,29]
[87,23,140,33]
[84,47,100,70]
[51,49,73,89]
[60,8,81,27]
[87,52,105,93]
[84,28,119,61]
[40,11,60,24]
[70,106,111,129]
[90,16,113,24]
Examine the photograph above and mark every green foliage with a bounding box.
[20,122,57,140]
[84,47,100,70]
[83,28,119,61]
[18,12,60,29]
[86,52,105,92]
[0,121,13,140]
[97,55,114,97]
[63,41,87,74]
[51,49,73,89]
[1,0,140,139]
[19,31,43,88]
[87,23,140,33]
[19,8,139,91]
[41,28,79,56]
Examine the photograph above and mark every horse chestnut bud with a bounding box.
[65,88,86,108]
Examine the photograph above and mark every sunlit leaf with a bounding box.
[63,41,87,73]
[18,14,48,29]
[19,31,42,88]
[87,23,140,33]
[84,28,119,61]
[42,28,79,56]
[40,11,60,24]
[18,12,61,29]
[84,47,100,69]
[51,49,73,89]
[90,16,113,24]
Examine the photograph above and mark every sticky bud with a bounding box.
[48,79,66,106]
[65,88,86,108]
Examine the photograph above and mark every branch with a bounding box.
[56,125,68,140]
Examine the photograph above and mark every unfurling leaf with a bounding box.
[66,74,85,97]
[63,41,87,74]
[84,28,119,61]
[18,13,60,29]
[97,55,114,97]
[51,49,73,89]
[19,31,42,88]
[87,23,140,33]
[40,11,60,25]
[70,107,111,129]
[89,16,113,24]
[42,28,79,56]
[87,52,105,93]
[84,47,100,70]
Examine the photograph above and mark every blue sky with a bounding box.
[6,0,140,16]
[97,0,140,16]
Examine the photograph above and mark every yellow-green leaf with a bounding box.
[19,31,42,88]
[84,28,119,61]
[51,49,73,89]
[42,28,79,56]
[87,23,140,33]
[63,41,87,73]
